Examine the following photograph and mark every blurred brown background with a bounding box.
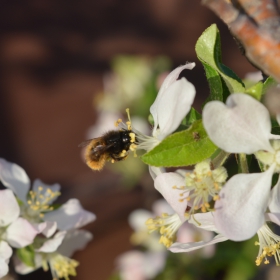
[0,1,256,279]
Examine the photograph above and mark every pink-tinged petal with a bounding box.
[189,212,218,232]
[150,63,195,134]
[0,158,29,203]
[214,164,275,241]
[6,218,38,248]
[266,213,280,226]
[37,231,66,253]
[44,199,96,231]
[203,93,274,154]
[169,234,227,253]
[156,79,196,140]
[14,254,42,275]
[33,221,57,238]
[57,229,93,257]
[154,172,188,221]
[0,189,20,226]
[117,250,166,280]
[269,177,280,213]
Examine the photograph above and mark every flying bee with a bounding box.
[80,109,138,171]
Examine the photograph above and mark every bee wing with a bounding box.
[78,139,94,148]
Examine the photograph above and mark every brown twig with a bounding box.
[203,0,280,82]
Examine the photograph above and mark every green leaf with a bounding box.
[263,76,277,95]
[141,120,217,167]
[245,82,263,100]
[16,246,36,268]
[184,107,201,125]
[195,24,245,96]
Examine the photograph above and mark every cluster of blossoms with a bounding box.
[124,57,280,269]
[0,158,95,279]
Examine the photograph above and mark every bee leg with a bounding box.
[110,154,128,162]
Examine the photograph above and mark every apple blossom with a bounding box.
[15,229,93,280]
[0,189,37,278]
[202,93,280,241]
[130,62,196,152]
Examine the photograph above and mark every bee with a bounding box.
[80,109,138,171]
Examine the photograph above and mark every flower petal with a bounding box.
[214,164,275,241]
[169,234,227,253]
[203,93,274,154]
[6,218,38,248]
[14,254,42,275]
[33,221,57,238]
[0,158,29,203]
[156,78,196,140]
[154,172,188,221]
[0,189,20,226]
[189,212,218,232]
[117,250,166,280]
[149,166,165,181]
[128,209,153,231]
[0,241,12,261]
[33,179,61,204]
[150,63,195,135]
[57,229,93,257]
[44,199,96,231]
[0,259,9,278]
[37,231,66,253]
[266,213,280,226]
[268,176,280,213]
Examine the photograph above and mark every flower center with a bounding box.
[25,187,60,221]
[145,213,185,248]
[255,223,280,266]
[255,140,280,172]
[174,160,227,216]
[47,253,79,280]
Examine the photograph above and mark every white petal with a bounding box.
[154,172,188,221]
[149,166,165,181]
[0,158,30,203]
[169,234,228,253]
[14,254,42,275]
[203,93,274,154]
[37,231,66,253]
[150,63,195,134]
[6,218,38,248]
[57,229,93,257]
[156,79,196,140]
[0,241,12,261]
[269,176,280,213]
[152,199,174,216]
[214,164,274,241]
[128,209,153,231]
[33,221,57,238]
[189,212,218,232]
[33,179,61,204]
[0,189,20,226]
[44,199,96,230]
[0,259,9,278]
